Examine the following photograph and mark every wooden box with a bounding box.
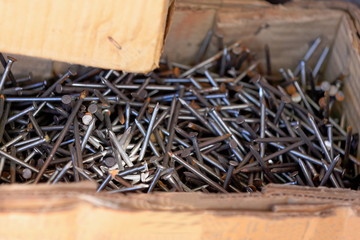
[1,1,360,240]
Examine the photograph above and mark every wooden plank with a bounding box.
[0,0,173,72]
[2,205,359,240]
[1,183,360,240]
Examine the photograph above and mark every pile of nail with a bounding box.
[0,36,358,193]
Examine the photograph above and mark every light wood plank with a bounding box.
[0,0,173,72]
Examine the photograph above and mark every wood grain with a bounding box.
[1,183,360,240]
[0,0,173,72]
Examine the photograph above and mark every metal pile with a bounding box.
[0,37,358,193]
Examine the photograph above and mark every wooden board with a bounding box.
[0,0,174,72]
[1,182,360,240]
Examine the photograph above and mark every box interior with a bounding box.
[164,2,360,134]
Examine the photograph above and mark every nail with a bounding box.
[134,119,160,157]
[161,168,182,191]
[73,118,84,178]
[80,118,96,151]
[294,124,323,159]
[109,184,149,193]
[179,41,241,78]
[0,149,40,174]
[34,91,88,183]
[96,170,118,192]
[298,158,315,187]
[100,76,129,101]
[0,56,17,91]
[293,37,321,76]
[7,105,36,124]
[163,88,184,167]
[188,132,203,164]
[308,113,333,163]
[249,145,277,183]
[103,108,112,132]
[319,155,341,187]
[41,68,77,97]
[223,161,238,189]
[169,152,228,193]
[16,135,49,152]
[188,155,223,181]
[138,103,160,161]
[108,130,133,167]
[273,96,291,125]
[312,46,330,78]
[208,107,245,154]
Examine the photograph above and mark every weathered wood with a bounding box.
[1,182,360,240]
[0,0,173,72]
